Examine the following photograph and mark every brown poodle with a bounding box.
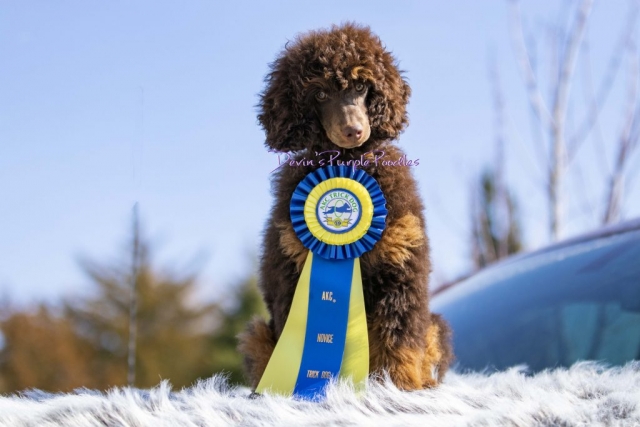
[238,23,453,391]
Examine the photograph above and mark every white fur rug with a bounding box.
[0,362,638,427]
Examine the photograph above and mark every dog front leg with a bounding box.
[363,213,432,390]
[369,325,425,390]
[237,317,277,389]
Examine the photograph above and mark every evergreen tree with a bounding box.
[471,169,523,269]
[0,212,266,392]
[209,275,267,385]
[64,216,218,389]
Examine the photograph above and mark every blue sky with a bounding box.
[1,1,638,304]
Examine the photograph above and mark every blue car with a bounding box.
[431,219,640,373]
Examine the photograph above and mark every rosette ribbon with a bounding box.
[256,166,387,400]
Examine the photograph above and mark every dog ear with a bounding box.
[367,52,411,141]
[257,57,311,153]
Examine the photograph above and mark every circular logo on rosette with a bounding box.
[316,189,361,233]
[290,166,388,260]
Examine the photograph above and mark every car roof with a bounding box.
[432,217,640,297]
[509,217,640,263]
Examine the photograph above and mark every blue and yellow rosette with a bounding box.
[256,165,387,400]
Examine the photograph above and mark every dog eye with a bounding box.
[315,91,327,101]
[355,83,365,92]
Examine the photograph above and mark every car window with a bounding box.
[432,230,640,372]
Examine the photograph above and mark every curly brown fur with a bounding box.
[237,317,276,389]
[238,22,453,392]
[258,23,410,153]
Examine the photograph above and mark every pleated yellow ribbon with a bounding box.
[255,252,369,396]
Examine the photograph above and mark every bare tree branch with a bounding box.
[506,0,640,244]
[604,40,640,224]
[509,0,594,241]
[509,0,555,131]
[579,38,613,178]
[524,28,551,170]
[570,159,598,221]
[551,0,593,122]
[547,0,593,240]
[568,1,639,160]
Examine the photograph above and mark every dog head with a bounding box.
[258,23,411,153]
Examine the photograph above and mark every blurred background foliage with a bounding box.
[0,215,266,393]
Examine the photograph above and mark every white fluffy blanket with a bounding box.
[0,362,638,427]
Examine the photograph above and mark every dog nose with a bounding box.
[343,125,363,143]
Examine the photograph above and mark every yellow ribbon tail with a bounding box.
[255,252,312,395]
[339,257,369,392]
[255,252,370,396]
